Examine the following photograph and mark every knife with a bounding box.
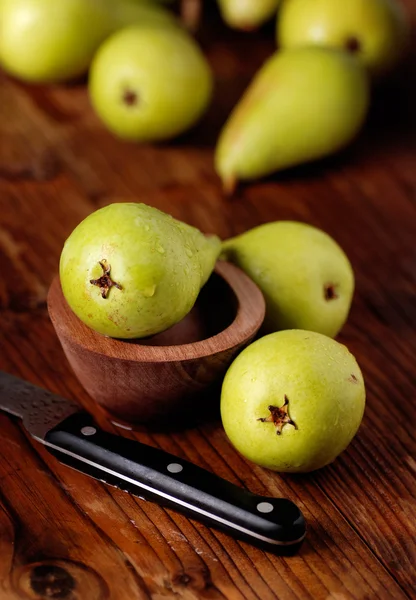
[0,370,306,554]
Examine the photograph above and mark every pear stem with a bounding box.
[223,175,237,197]
[180,0,202,32]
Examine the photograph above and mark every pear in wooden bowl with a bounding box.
[47,261,265,425]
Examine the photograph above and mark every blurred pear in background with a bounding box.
[277,0,409,77]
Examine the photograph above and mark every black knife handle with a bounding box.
[45,413,306,554]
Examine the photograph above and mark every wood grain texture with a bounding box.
[47,262,265,424]
[0,1,415,599]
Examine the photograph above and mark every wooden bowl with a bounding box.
[47,261,265,425]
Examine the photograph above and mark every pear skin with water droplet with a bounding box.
[60,203,221,338]
[217,0,281,31]
[221,221,354,338]
[215,47,369,190]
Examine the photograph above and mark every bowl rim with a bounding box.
[48,261,265,363]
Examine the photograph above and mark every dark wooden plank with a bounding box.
[1,1,416,598]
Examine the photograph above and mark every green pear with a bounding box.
[89,25,213,141]
[277,0,409,77]
[0,0,176,83]
[221,330,366,472]
[0,0,113,82]
[222,221,354,338]
[217,0,281,31]
[112,0,178,29]
[59,203,221,339]
[215,47,369,191]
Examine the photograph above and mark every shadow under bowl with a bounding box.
[47,261,265,426]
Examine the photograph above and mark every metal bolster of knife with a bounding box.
[44,413,306,553]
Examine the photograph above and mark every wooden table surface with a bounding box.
[0,3,415,599]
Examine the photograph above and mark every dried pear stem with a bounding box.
[223,174,237,196]
[180,0,202,32]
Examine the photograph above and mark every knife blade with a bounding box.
[0,370,306,554]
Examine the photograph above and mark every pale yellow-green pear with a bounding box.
[60,203,221,339]
[215,47,369,191]
[89,26,213,141]
[0,0,177,83]
[222,221,354,338]
[218,0,280,30]
[277,0,409,77]
[221,330,366,472]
